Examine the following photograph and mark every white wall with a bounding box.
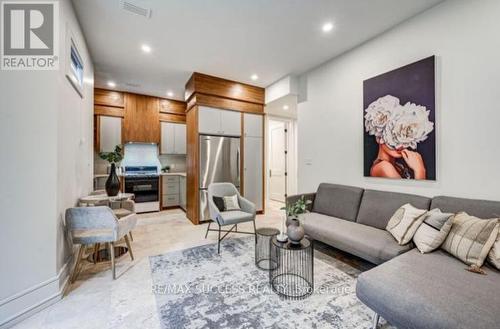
[0,0,93,326]
[297,0,500,201]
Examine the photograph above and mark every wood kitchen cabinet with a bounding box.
[244,136,263,212]
[160,122,186,154]
[123,93,160,143]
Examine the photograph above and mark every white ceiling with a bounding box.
[72,0,443,101]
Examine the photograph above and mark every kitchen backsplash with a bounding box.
[159,154,187,172]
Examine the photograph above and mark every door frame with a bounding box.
[265,115,297,207]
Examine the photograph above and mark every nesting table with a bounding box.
[269,236,314,300]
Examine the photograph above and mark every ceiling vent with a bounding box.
[125,82,141,88]
[121,1,151,19]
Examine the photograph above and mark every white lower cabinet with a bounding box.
[161,175,186,211]
[243,136,263,211]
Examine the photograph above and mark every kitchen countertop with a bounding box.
[160,172,186,177]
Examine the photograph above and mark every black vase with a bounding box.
[105,163,120,197]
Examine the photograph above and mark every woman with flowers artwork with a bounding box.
[363,56,436,180]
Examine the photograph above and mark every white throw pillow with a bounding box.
[413,208,454,253]
[223,195,240,211]
[441,212,498,267]
[386,203,428,245]
[487,224,500,270]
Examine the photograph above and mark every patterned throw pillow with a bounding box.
[386,203,428,245]
[487,225,500,270]
[223,195,240,211]
[441,212,498,267]
[413,208,454,253]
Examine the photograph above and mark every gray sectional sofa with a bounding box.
[288,183,500,329]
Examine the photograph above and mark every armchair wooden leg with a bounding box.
[71,245,86,283]
[372,312,380,329]
[205,221,211,239]
[109,242,116,280]
[93,243,100,264]
[129,231,134,241]
[235,224,238,232]
[217,224,221,254]
[124,234,134,261]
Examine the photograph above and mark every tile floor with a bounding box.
[12,202,285,329]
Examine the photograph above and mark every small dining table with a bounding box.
[79,192,134,206]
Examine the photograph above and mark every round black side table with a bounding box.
[255,228,280,270]
[269,236,314,300]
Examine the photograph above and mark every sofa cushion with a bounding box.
[441,212,498,267]
[300,212,411,264]
[413,208,454,253]
[489,227,500,270]
[386,203,428,245]
[431,195,500,218]
[356,189,431,229]
[356,249,500,329]
[312,183,364,221]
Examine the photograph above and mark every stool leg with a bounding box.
[93,243,100,264]
[129,231,134,241]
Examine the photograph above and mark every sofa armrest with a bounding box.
[286,193,316,212]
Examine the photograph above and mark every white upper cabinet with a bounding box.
[198,106,241,136]
[243,113,263,138]
[161,122,186,154]
[198,107,222,135]
[99,116,121,152]
[174,123,186,154]
[220,110,241,136]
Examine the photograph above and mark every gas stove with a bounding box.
[123,166,159,178]
[123,166,160,213]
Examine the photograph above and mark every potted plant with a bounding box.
[99,145,123,196]
[281,196,312,244]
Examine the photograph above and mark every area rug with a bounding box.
[149,237,392,329]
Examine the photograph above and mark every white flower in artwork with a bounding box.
[364,95,434,149]
[364,95,401,139]
[382,102,434,150]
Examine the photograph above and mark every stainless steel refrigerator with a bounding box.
[199,135,240,222]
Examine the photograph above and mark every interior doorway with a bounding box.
[269,120,287,202]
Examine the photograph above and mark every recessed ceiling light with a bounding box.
[141,44,152,53]
[283,105,289,110]
[322,22,334,33]
[251,74,258,81]
[166,90,174,97]
[107,81,116,88]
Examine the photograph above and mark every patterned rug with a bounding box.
[149,237,392,329]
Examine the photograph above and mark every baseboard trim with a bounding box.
[0,258,73,329]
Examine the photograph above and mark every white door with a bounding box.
[198,107,221,135]
[160,122,175,154]
[220,110,241,136]
[99,116,121,152]
[269,121,286,202]
[244,136,263,211]
[174,123,187,154]
[244,113,263,137]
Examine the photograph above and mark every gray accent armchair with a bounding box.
[66,206,137,281]
[205,183,257,253]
